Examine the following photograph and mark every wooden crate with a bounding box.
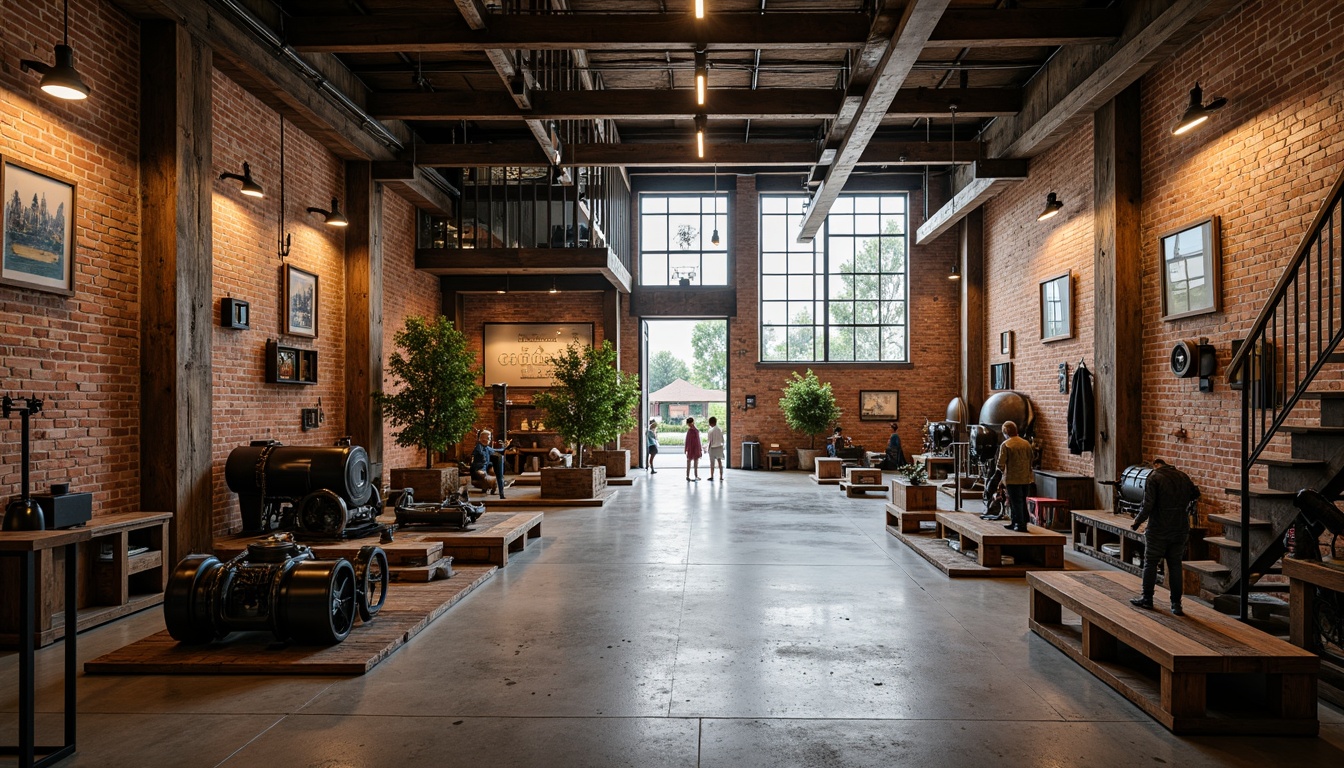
[845,467,883,485]
[589,449,630,479]
[890,478,938,511]
[389,466,459,503]
[541,466,608,498]
[810,457,846,484]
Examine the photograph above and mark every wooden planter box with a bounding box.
[541,466,608,499]
[589,449,630,478]
[890,477,938,511]
[389,466,460,503]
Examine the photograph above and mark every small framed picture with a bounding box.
[991,362,1013,391]
[1000,331,1014,358]
[283,263,319,338]
[221,297,250,329]
[1039,271,1073,343]
[276,348,298,382]
[1,158,77,296]
[859,390,899,421]
[1160,216,1221,321]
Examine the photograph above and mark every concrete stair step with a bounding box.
[1205,535,1242,551]
[1208,513,1272,529]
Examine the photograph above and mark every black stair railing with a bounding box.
[1231,166,1344,620]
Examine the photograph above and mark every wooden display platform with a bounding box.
[214,532,451,583]
[839,479,887,497]
[1071,510,1207,596]
[1029,570,1320,735]
[481,486,616,507]
[84,566,496,676]
[935,512,1065,574]
[885,503,936,534]
[402,512,543,568]
[889,478,938,511]
[811,457,846,484]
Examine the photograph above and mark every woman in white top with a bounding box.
[706,416,725,481]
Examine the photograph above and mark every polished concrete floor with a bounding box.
[4,469,1344,767]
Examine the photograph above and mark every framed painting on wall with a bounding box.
[1160,216,1221,321]
[1039,271,1073,343]
[1000,330,1014,358]
[990,362,1013,391]
[858,390,898,421]
[283,263,319,338]
[1,158,76,296]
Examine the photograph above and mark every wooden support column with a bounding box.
[345,161,385,482]
[960,207,986,413]
[603,289,622,358]
[441,283,465,331]
[139,21,214,560]
[1093,83,1143,507]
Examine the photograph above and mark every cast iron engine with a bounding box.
[164,536,388,645]
[392,486,486,531]
[224,439,381,536]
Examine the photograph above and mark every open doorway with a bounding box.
[642,319,727,467]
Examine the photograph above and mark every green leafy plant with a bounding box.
[778,369,842,449]
[373,315,484,468]
[896,463,928,486]
[533,340,641,468]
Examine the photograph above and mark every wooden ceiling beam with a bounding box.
[915,0,1246,245]
[286,10,1119,53]
[367,87,1018,121]
[409,140,983,168]
[797,0,952,242]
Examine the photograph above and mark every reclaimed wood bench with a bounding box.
[810,457,846,485]
[405,511,543,567]
[886,504,937,535]
[934,512,1065,573]
[1028,570,1319,735]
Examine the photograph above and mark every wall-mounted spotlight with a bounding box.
[1173,82,1227,136]
[307,198,349,227]
[19,0,89,101]
[219,162,264,198]
[549,276,559,294]
[1038,192,1063,222]
[695,49,708,107]
[948,259,961,281]
[695,114,707,159]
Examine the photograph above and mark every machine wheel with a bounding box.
[164,555,221,644]
[354,546,389,622]
[279,559,358,644]
[297,489,349,536]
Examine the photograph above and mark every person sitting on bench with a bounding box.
[470,429,511,499]
[826,426,852,457]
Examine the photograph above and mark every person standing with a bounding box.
[706,416,725,481]
[645,419,659,474]
[684,417,703,481]
[1130,459,1201,616]
[882,420,906,469]
[996,421,1033,532]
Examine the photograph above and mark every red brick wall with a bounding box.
[460,290,608,455]
[977,0,1344,521]
[1137,0,1344,519]
[210,71,348,535]
[380,191,442,471]
[0,0,141,515]
[983,120,1096,477]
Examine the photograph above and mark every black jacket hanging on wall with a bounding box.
[1068,364,1095,455]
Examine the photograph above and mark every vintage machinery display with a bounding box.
[164,535,388,645]
[392,486,486,531]
[224,439,382,537]
[921,419,955,457]
[1111,465,1156,516]
[1290,489,1344,561]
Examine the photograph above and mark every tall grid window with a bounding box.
[760,194,908,362]
[639,193,728,286]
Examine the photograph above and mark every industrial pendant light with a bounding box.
[710,164,721,246]
[1038,192,1064,222]
[695,114,707,159]
[1172,82,1227,136]
[307,198,349,227]
[20,0,90,101]
[695,49,708,107]
[948,259,960,281]
[219,162,265,198]
[694,0,705,19]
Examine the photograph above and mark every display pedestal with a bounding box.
[541,466,608,499]
[589,450,630,478]
[390,466,459,503]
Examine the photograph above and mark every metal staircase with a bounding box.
[1184,167,1344,619]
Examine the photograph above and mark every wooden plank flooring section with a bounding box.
[83,566,496,676]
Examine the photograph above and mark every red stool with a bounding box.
[1026,497,1070,530]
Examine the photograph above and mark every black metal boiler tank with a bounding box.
[224,440,379,535]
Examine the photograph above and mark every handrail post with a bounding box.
[1239,371,1251,622]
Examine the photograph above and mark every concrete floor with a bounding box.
[4,469,1344,767]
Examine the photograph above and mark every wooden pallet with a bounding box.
[83,566,496,676]
[402,512,543,567]
[1029,570,1319,735]
[838,481,887,498]
[885,503,936,534]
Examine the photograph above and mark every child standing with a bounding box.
[684,417,702,481]
[706,416,725,481]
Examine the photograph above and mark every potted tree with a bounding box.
[533,340,640,499]
[779,369,842,471]
[374,315,484,502]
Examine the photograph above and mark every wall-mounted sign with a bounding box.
[483,322,594,387]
